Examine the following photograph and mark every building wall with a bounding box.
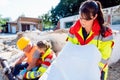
[60,15,79,29]
[7,23,18,33]
[59,5,120,29]
[6,17,43,33]
[17,17,42,31]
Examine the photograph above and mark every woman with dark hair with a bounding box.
[67,1,114,80]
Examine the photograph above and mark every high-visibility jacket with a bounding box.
[25,45,40,65]
[24,48,56,79]
[67,19,114,80]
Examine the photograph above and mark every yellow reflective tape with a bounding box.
[78,27,83,39]
[30,71,36,79]
[38,67,47,76]
[86,31,93,39]
[99,62,104,68]
[26,71,40,79]
[67,36,79,44]
[26,71,30,79]
[26,71,35,79]
[99,62,108,71]
[42,48,51,61]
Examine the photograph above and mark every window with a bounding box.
[65,22,73,28]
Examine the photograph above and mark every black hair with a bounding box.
[79,1,108,37]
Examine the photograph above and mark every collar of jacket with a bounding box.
[69,19,102,45]
[72,19,101,36]
[41,48,51,61]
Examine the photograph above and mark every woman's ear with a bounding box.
[93,14,98,20]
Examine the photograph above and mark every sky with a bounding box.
[0,0,60,21]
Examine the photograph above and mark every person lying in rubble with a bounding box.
[11,37,41,79]
[17,40,56,80]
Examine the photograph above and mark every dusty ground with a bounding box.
[0,29,120,80]
[108,60,120,80]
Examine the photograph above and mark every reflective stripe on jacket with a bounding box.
[25,48,55,79]
[67,19,114,72]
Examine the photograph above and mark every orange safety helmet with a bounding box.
[17,37,30,50]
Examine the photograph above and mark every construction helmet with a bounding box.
[17,37,30,50]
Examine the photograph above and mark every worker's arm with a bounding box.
[14,54,26,65]
[98,34,114,71]
[26,58,38,71]
[99,40,114,60]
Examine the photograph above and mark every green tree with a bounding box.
[38,12,53,30]
[0,16,8,31]
[97,0,120,8]
[50,0,85,25]
[50,0,120,26]
[0,17,6,24]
